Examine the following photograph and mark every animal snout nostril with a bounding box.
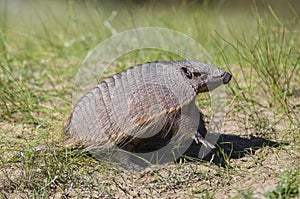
[222,72,232,84]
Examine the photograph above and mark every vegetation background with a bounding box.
[0,0,299,198]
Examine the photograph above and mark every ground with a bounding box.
[0,1,299,198]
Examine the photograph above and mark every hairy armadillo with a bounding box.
[66,59,232,170]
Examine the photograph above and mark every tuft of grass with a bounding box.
[265,169,299,199]
[0,142,110,197]
[216,2,299,140]
[232,189,254,199]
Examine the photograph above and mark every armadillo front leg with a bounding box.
[175,103,215,149]
[195,111,216,148]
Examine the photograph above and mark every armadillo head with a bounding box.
[179,59,232,93]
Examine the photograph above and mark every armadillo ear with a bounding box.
[181,67,192,79]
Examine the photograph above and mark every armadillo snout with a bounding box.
[222,72,232,84]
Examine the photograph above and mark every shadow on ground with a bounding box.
[184,134,285,167]
[58,133,286,170]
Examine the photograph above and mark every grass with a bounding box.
[0,0,299,198]
[265,169,299,199]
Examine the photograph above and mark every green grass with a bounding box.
[0,0,299,198]
[265,169,299,199]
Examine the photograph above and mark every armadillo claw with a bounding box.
[193,133,216,149]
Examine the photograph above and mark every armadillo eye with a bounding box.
[181,67,193,79]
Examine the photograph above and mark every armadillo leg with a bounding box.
[195,111,216,148]
[178,103,215,149]
[197,111,207,138]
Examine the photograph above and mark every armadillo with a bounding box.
[66,59,232,170]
